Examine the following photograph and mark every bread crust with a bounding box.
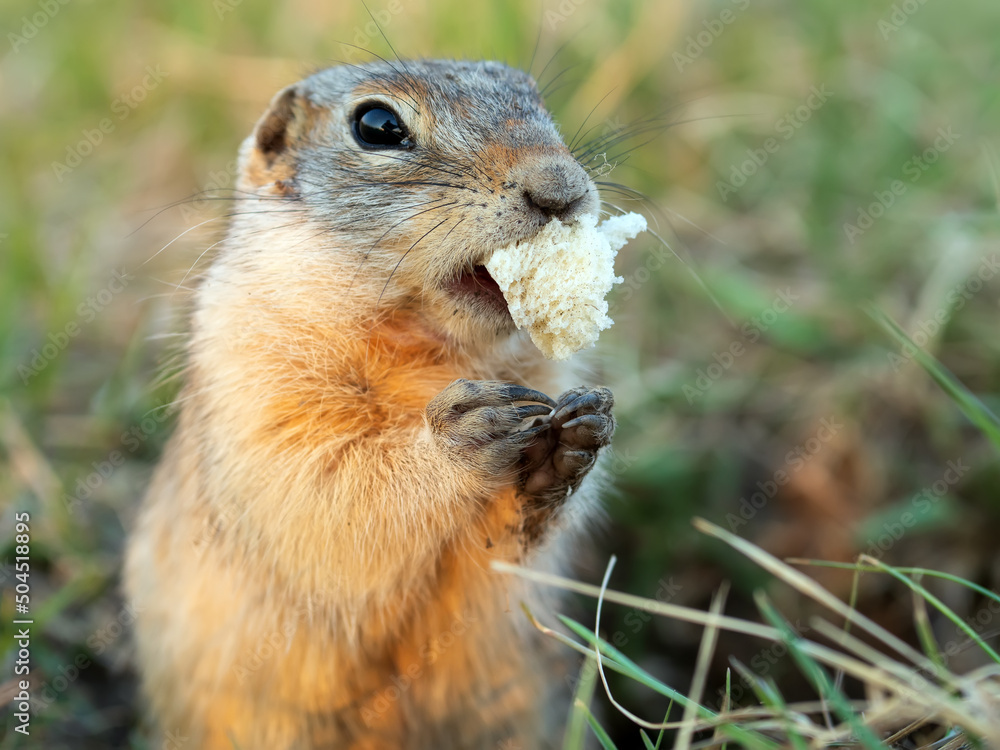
[125,59,614,749]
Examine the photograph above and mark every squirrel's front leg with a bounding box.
[426,379,615,551]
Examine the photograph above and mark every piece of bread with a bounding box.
[486,212,647,360]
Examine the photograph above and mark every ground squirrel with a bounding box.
[125,58,619,749]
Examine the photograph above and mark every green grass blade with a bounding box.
[581,703,619,750]
[789,560,1000,608]
[911,579,947,671]
[557,615,688,702]
[755,593,886,750]
[557,615,781,750]
[866,304,1000,450]
[729,661,809,750]
[639,704,673,750]
[863,558,1000,664]
[564,653,600,750]
[720,669,730,750]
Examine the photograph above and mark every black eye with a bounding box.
[352,105,410,149]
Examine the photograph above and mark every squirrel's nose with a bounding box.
[522,159,595,222]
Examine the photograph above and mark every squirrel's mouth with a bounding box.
[448,265,510,317]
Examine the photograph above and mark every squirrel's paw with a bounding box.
[520,386,615,502]
[427,379,556,475]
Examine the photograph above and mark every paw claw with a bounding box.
[427,379,557,473]
[553,395,593,422]
[501,384,557,408]
[552,387,612,422]
[515,422,551,439]
[514,404,556,421]
[555,449,596,476]
[427,380,614,518]
[520,386,615,503]
[560,413,602,431]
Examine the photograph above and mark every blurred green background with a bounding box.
[1,0,998,746]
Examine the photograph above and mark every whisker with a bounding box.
[332,197,455,233]
[567,88,617,155]
[526,9,545,78]
[376,217,451,309]
[332,44,421,115]
[141,215,230,268]
[363,216,451,370]
[451,128,492,183]
[146,277,199,294]
[349,200,459,290]
[421,217,468,291]
[535,29,584,91]
[358,2,413,81]
[174,237,229,294]
[365,150,472,180]
[603,192,738,330]
[539,65,580,100]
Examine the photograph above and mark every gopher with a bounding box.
[125,58,619,749]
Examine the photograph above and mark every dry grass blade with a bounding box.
[806,618,976,729]
[692,518,952,686]
[676,583,729,750]
[498,516,1000,749]
[859,555,1000,665]
[495,561,997,749]
[495,560,948,702]
[710,670,732,748]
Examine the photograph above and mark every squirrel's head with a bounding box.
[227,59,599,350]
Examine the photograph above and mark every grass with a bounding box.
[1,0,999,746]
[498,518,1000,748]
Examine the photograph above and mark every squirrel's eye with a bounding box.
[353,105,410,149]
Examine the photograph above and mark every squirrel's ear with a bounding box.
[255,86,299,158]
[244,85,322,188]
